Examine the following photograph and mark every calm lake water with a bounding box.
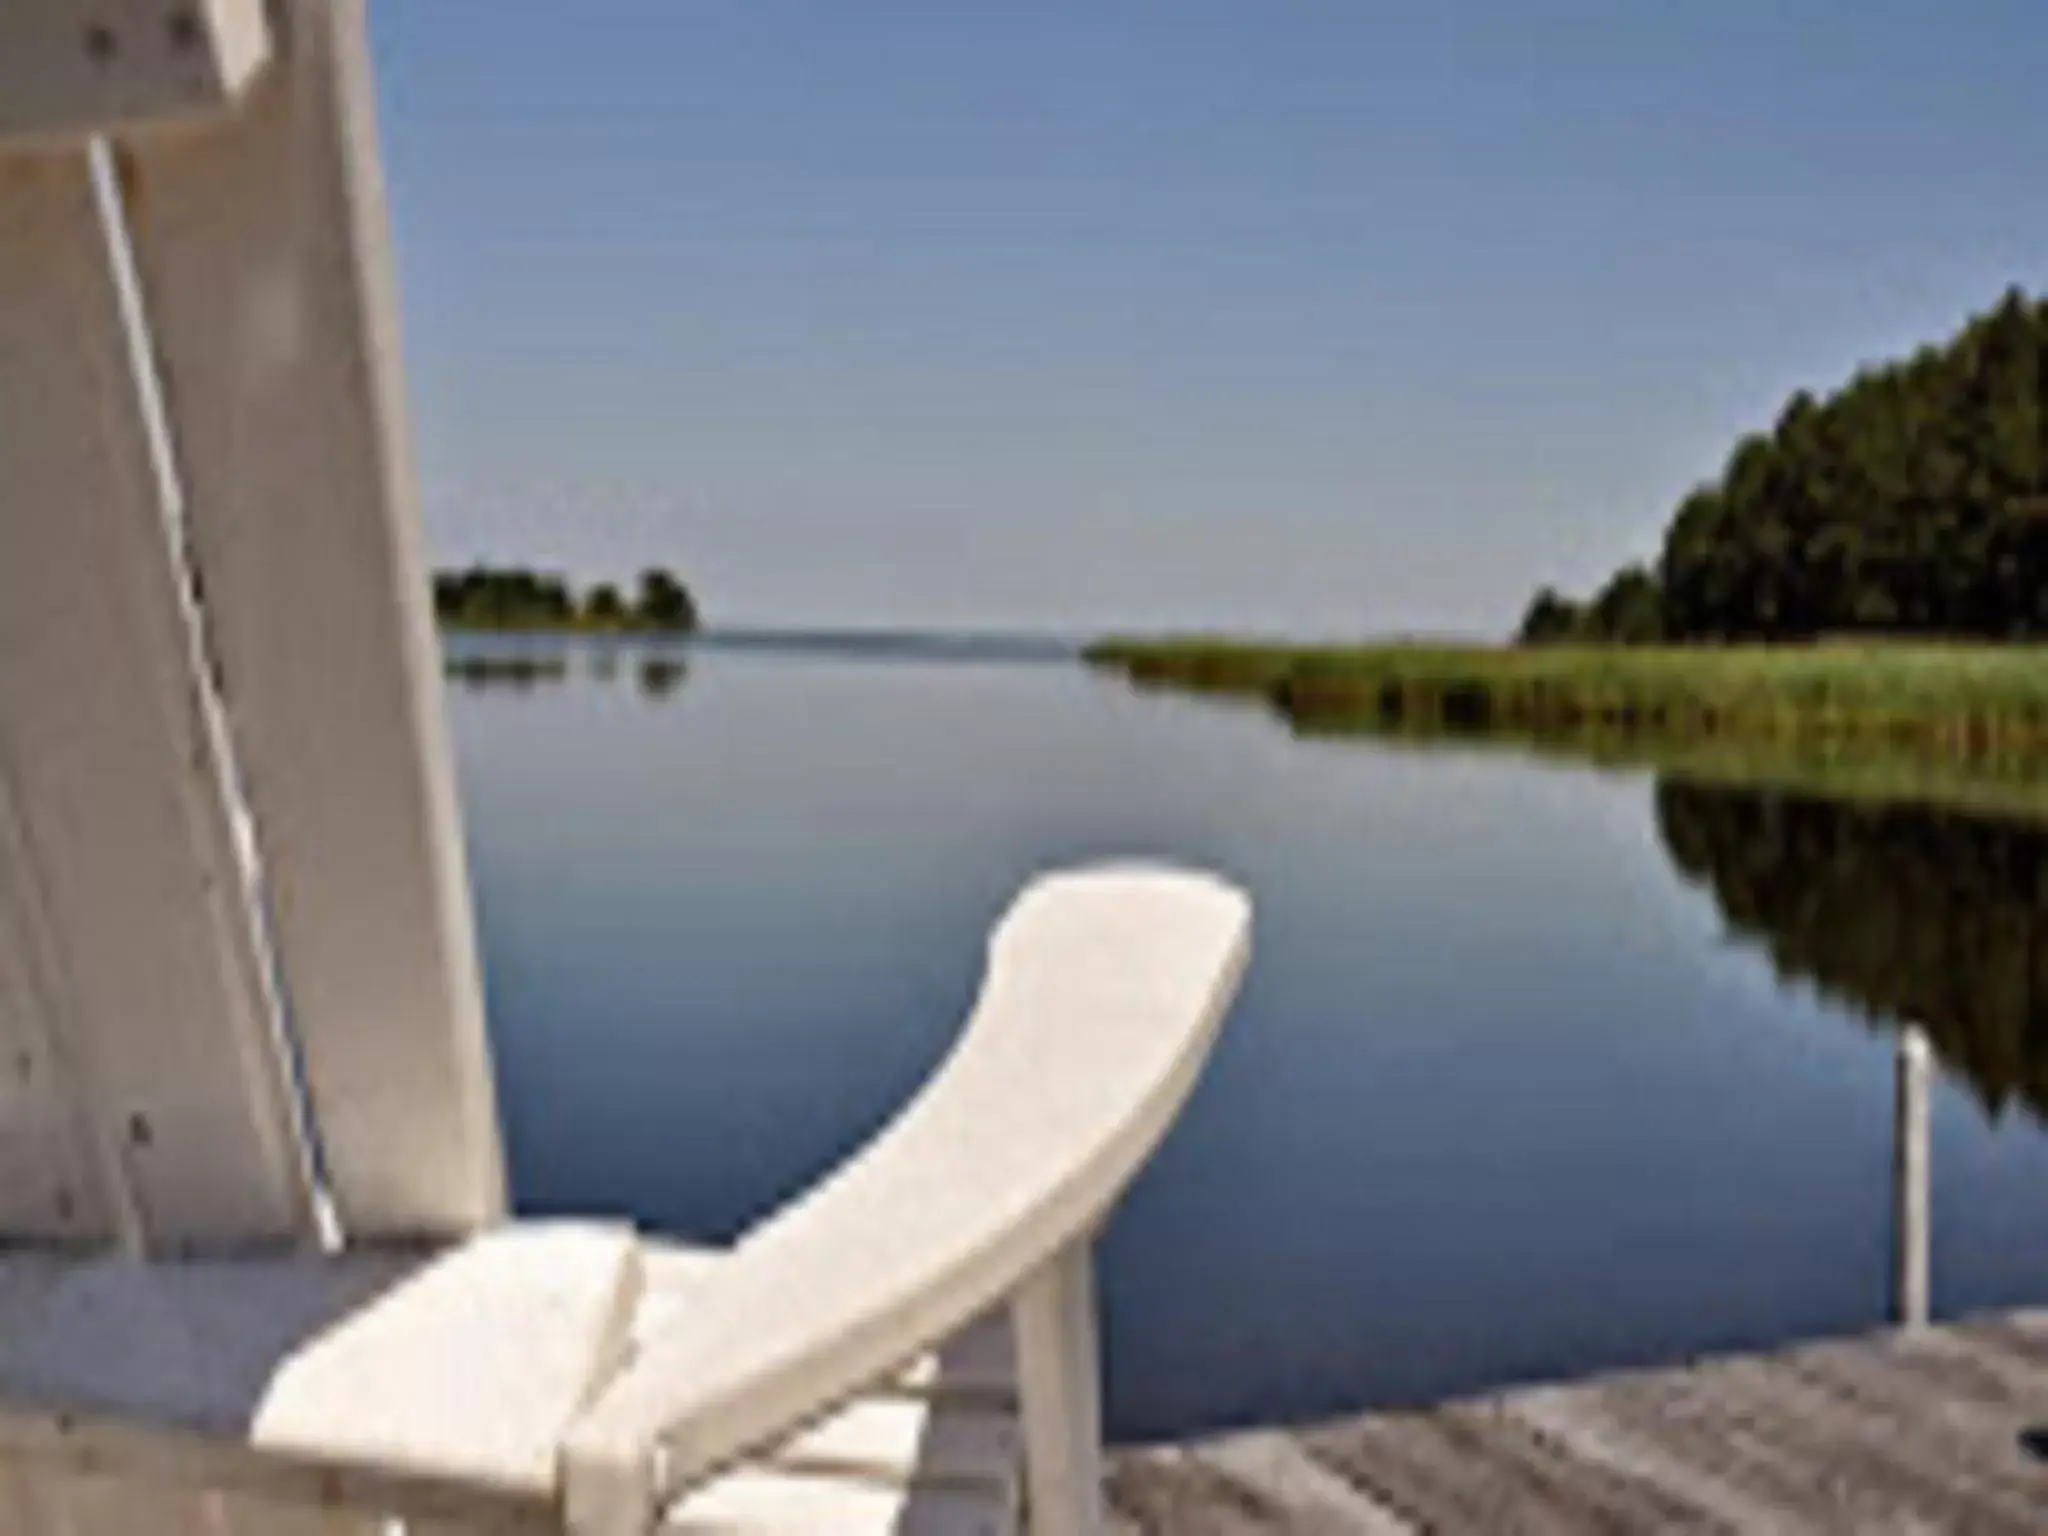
[444,637,2048,1444]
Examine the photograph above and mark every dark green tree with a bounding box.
[635,568,697,631]
[1588,564,1665,644]
[1517,587,1585,644]
[1545,287,2048,642]
[433,565,574,629]
[584,583,627,628]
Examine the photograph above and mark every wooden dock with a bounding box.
[1107,1310,2048,1532]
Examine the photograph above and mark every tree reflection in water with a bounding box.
[442,645,691,704]
[1657,778,2048,1122]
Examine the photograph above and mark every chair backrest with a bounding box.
[0,0,504,1255]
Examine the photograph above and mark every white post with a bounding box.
[1894,1026,1931,1328]
[1011,1240,1106,1536]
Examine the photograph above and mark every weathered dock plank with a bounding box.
[1107,1443,1310,1535]
[1108,1313,2048,1533]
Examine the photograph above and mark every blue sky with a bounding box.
[370,3,2046,636]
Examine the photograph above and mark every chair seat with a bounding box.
[0,1228,1020,1534]
[0,1224,635,1493]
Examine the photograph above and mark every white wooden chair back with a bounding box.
[0,0,503,1256]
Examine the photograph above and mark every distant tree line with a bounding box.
[1523,287,2048,644]
[433,565,698,633]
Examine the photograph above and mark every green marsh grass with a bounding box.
[1088,639,2048,758]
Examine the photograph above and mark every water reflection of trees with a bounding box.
[444,652,569,690]
[638,655,688,699]
[1656,779,2048,1120]
[443,646,690,703]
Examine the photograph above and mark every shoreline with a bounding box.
[1087,637,2048,764]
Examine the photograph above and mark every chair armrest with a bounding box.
[563,863,1251,1533]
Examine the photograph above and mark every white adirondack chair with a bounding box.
[0,3,1251,1532]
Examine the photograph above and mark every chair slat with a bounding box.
[0,778,114,1243]
[0,146,316,1249]
[664,1468,1017,1536]
[8,1470,213,1536]
[767,1397,1020,1490]
[0,1403,557,1534]
[113,0,506,1242]
[0,1458,51,1536]
[207,1490,385,1536]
